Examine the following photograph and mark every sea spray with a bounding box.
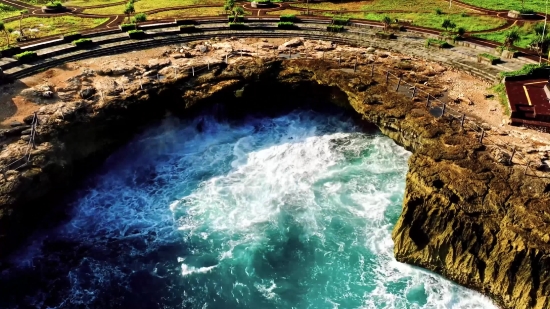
[0,109,497,309]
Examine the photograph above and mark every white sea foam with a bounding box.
[4,110,499,309]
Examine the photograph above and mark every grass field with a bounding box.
[265,9,303,15]
[64,0,122,6]
[291,0,482,14]
[148,7,237,19]
[0,3,24,20]
[0,16,108,49]
[473,22,542,48]
[460,0,547,13]
[358,12,507,32]
[83,0,224,14]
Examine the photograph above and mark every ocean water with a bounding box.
[0,108,497,309]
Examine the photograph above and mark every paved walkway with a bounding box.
[0,0,547,64]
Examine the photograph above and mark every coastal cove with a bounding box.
[0,57,548,309]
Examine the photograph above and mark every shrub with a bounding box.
[72,38,93,47]
[277,21,295,29]
[14,50,37,62]
[332,17,349,25]
[460,12,468,17]
[228,22,247,29]
[280,14,296,22]
[327,25,344,32]
[45,1,63,8]
[180,25,198,32]
[425,38,452,48]
[0,46,22,58]
[132,12,147,23]
[128,29,145,38]
[478,53,500,64]
[120,23,136,31]
[63,32,81,42]
[435,8,442,15]
[519,8,535,14]
[256,0,270,3]
[499,63,547,78]
[375,32,396,39]
[228,15,244,22]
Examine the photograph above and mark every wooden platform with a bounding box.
[505,75,550,128]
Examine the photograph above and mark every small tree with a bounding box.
[382,16,391,32]
[457,27,466,37]
[19,9,28,38]
[124,2,135,23]
[224,0,235,14]
[504,27,520,47]
[232,6,244,23]
[0,22,12,47]
[442,19,455,31]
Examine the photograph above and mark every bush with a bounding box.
[120,23,136,31]
[425,38,452,48]
[332,17,349,25]
[132,12,147,23]
[45,1,63,8]
[63,32,81,42]
[435,8,442,15]
[460,12,468,17]
[280,14,296,22]
[0,46,22,58]
[478,53,500,64]
[14,51,37,62]
[180,25,198,32]
[228,15,244,22]
[128,29,145,39]
[72,38,93,47]
[519,8,535,14]
[375,32,396,39]
[499,63,547,78]
[327,25,344,32]
[228,22,248,29]
[256,0,270,3]
[277,21,295,29]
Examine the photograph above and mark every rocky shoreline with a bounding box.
[0,50,549,308]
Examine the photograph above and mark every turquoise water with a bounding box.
[0,109,497,309]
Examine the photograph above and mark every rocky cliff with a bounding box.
[0,59,548,309]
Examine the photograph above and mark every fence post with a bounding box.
[385,71,390,84]
[139,76,143,89]
[411,86,416,98]
[192,66,194,76]
[371,64,374,78]
[289,48,291,59]
[460,114,465,128]
[240,50,243,59]
[524,161,531,175]
[322,50,325,59]
[509,147,516,165]
[441,102,446,116]
[479,128,485,144]
[208,61,210,70]
[338,54,341,66]
[395,77,401,92]
[354,56,357,72]
[226,54,228,63]
[426,94,431,108]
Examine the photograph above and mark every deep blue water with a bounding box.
[0,109,497,309]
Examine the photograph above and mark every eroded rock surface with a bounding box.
[0,59,548,309]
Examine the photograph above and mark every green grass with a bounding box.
[479,52,499,60]
[460,0,547,13]
[359,12,505,32]
[473,22,542,48]
[491,83,510,116]
[0,3,25,20]
[149,7,224,19]
[426,38,452,48]
[84,0,224,15]
[0,16,108,49]
[499,63,548,78]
